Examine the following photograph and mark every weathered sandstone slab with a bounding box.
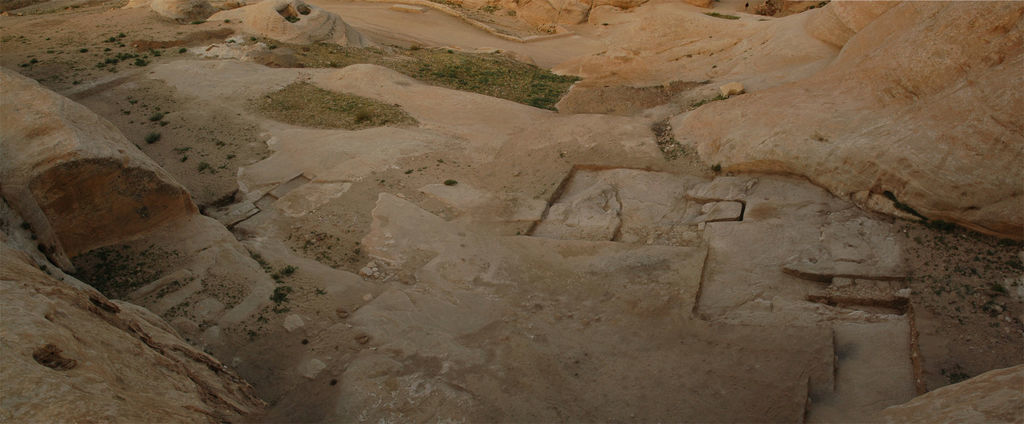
[0,68,196,270]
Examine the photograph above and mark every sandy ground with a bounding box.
[1,0,1021,421]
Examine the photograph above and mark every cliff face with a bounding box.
[673,1,1024,238]
[0,68,197,270]
[0,240,265,422]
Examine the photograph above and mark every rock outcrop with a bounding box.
[212,0,369,46]
[124,0,217,22]
[672,1,1024,239]
[151,0,217,22]
[804,1,898,47]
[0,241,265,422]
[880,365,1024,423]
[0,68,197,270]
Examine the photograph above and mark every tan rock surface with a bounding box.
[804,1,898,47]
[672,1,1024,238]
[150,0,216,22]
[212,0,369,46]
[881,364,1024,424]
[0,68,196,268]
[0,242,264,423]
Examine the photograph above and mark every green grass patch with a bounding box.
[283,43,580,110]
[705,12,740,20]
[254,82,417,129]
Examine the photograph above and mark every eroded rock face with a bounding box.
[672,1,1024,239]
[0,68,196,269]
[212,0,368,46]
[0,242,264,422]
[151,0,217,22]
[804,1,898,47]
[880,365,1024,423]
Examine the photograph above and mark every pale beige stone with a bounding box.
[673,2,1024,239]
[151,0,216,22]
[719,82,744,97]
[0,68,196,270]
[0,243,264,423]
[212,0,369,46]
[881,365,1024,424]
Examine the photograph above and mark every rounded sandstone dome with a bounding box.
[212,0,369,46]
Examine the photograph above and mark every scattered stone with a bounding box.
[359,261,382,279]
[298,358,327,379]
[694,201,743,223]
[283,314,305,332]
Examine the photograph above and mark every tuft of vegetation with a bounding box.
[254,82,417,129]
[444,179,458,186]
[711,163,722,173]
[278,43,579,110]
[270,286,293,312]
[691,94,728,109]
[925,219,958,232]
[144,132,161,144]
[881,190,926,219]
[279,265,298,276]
[705,12,740,20]
[149,112,165,122]
[72,244,180,299]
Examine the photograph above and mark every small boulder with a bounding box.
[297,358,327,379]
[719,82,745,97]
[283,314,305,332]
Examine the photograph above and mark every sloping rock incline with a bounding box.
[880,364,1024,423]
[0,242,265,422]
[212,0,368,46]
[0,68,196,270]
[672,1,1024,239]
[804,1,898,47]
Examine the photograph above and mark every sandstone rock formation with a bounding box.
[804,1,898,47]
[124,0,216,22]
[719,82,744,97]
[0,68,197,270]
[151,0,216,22]
[881,365,1024,423]
[0,241,264,422]
[514,0,591,28]
[212,0,369,46]
[672,1,1024,239]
